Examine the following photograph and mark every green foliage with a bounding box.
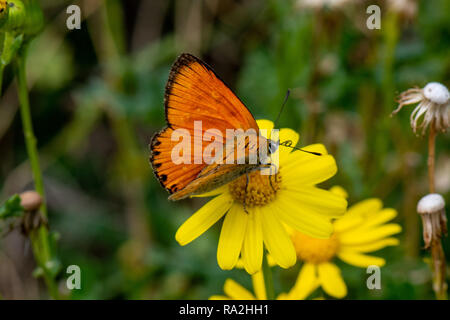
[0,0,449,300]
[0,194,24,219]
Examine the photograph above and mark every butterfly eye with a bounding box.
[268,140,279,154]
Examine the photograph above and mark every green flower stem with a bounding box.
[262,254,275,300]
[15,52,46,213]
[15,48,58,299]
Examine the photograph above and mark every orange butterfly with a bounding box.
[150,53,278,201]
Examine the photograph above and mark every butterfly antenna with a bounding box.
[287,145,322,156]
[279,141,322,156]
[274,89,290,128]
[272,89,321,156]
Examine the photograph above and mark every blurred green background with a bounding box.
[0,0,449,299]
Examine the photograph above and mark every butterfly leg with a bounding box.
[268,163,277,193]
[243,173,249,214]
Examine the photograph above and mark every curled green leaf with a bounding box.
[0,32,23,68]
[0,194,24,219]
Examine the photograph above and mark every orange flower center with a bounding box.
[292,231,339,264]
[228,170,281,207]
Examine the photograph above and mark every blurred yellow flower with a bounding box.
[175,120,347,274]
[210,269,318,300]
[288,186,402,299]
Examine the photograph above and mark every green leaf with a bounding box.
[0,194,24,219]
[0,32,23,68]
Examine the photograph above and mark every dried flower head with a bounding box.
[417,193,447,249]
[392,82,450,135]
[19,190,42,212]
[387,0,417,19]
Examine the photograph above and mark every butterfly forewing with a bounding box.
[150,53,261,198]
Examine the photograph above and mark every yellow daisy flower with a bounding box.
[289,186,402,299]
[175,120,347,274]
[209,269,318,300]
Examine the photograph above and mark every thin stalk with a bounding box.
[262,254,275,300]
[427,123,436,193]
[431,240,447,300]
[427,120,447,300]
[0,65,4,97]
[15,53,46,215]
[15,49,58,299]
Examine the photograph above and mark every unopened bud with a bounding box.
[19,190,42,211]
[1,0,26,31]
[0,0,44,36]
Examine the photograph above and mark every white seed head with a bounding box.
[417,193,445,215]
[423,82,450,105]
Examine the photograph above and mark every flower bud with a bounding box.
[1,0,26,31]
[0,0,44,37]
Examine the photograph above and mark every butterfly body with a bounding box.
[150,53,275,200]
[168,131,273,200]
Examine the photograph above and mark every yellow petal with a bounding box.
[339,223,402,245]
[333,214,364,233]
[288,263,319,300]
[279,128,300,144]
[347,199,383,217]
[329,186,349,199]
[175,193,233,246]
[338,251,386,267]
[209,295,231,300]
[260,205,296,269]
[191,184,229,198]
[283,155,338,186]
[300,143,329,155]
[343,237,399,253]
[217,204,248,270]
[276,293,290,300]
[223,279,256,300]
[274,191,334,238]
[281,187,347,217]
[256,119,274,135]
[252,270,267,300]
[242,208,263,274]
[278,128,300,159]
[318,262,347,298]
[235,258,244,269]
[359,208,398,229]
[265,253,278,267]
[281,143,329,168]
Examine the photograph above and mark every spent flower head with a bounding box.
[392,82,450,135]
[417,193,447,249]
